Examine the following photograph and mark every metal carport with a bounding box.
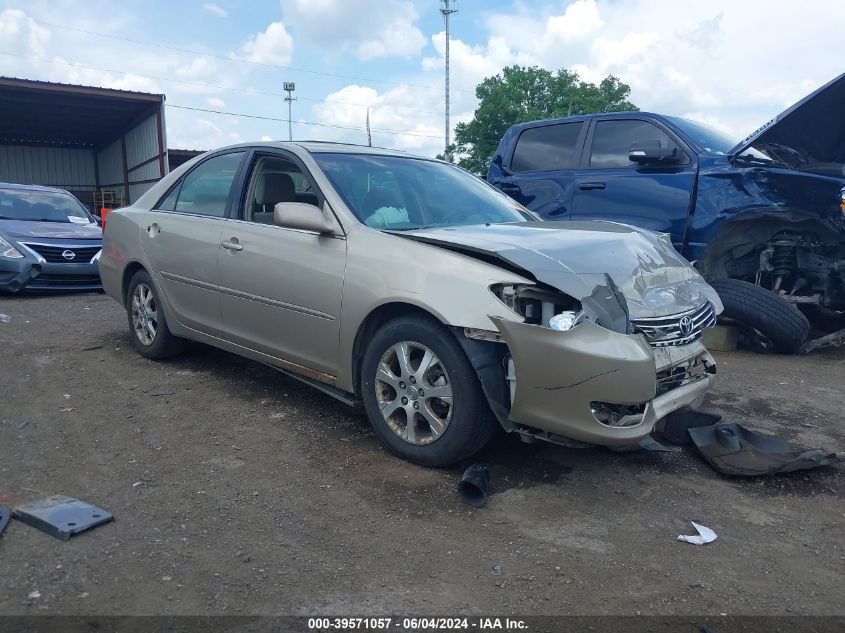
[0,77,168,211]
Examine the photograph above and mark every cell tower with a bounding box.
[440,0,458,161]
[283,81,296,141]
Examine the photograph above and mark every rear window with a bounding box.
[510,122,583,173]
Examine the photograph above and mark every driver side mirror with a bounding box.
[274,202,336,234]
[629,140,681,165]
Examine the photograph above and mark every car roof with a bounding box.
[508,111,668,132]
[208,140,423,160]
[0,182,70,194]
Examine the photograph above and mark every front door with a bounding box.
[141,151,246,335]
[571,119,696,247]
[217,152,347,376]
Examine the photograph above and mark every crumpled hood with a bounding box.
[731,72,845,179]
[0,218,102,240]
[392,221,723,320]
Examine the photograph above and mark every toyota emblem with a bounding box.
[61,249,76,261]
[679,315,694,336]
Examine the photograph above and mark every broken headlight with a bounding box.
[549,311,584,331]
[490,283,581,327]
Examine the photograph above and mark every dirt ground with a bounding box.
[0,292,843,617]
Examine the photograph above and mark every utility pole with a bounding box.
[440,0,457,162]
[366,107,372,146]
[283,81,296,141]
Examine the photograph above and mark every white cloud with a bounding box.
[0,9,51,58]
[546,0,604,41]
[207,97,226,109]
[260,135,273,142]
[283,0,425,60]
[202,3,228,18]
[240,21,293,65]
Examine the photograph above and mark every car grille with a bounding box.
[631,301,716,347]
[22,243,101,263]
[28,274,102,288]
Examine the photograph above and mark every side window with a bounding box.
[589,120,686,168]
[246,156,320,225]
[510,122,583,173]
[157,182,181,211]
[170,152,245,217]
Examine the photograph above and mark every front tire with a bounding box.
[710,278,810,354]
[126,270,185,360]
[360,314,495,467]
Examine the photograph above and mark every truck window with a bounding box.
[510,122,583,173]
[589,120,685,168]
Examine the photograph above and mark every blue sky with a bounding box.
[1,0,843,158]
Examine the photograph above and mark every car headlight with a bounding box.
[0,235,23,259]
[840,186,845,215]
[549,311,584,331]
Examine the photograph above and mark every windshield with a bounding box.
[667,116,782,165]
[0,188,92,223]
[666,116,737,155]
[313,153,533,230]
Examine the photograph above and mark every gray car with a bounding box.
[0,183,102,292]
[100,142,722,466]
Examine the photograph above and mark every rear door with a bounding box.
[571,118,696,247]
[217,150,347,376]
[490,120,586,219]
[141,150,246,336]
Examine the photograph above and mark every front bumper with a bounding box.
[0,243,102,293]
[492,318,715,446]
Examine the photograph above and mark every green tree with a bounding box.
[443,66,638,175]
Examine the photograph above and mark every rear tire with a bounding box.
[126,270,185,360]
[710,278,810,354]
[360,314,496,467]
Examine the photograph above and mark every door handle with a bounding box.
[579,182,606,191]
[221,238,243,252]
[498,182,522,194]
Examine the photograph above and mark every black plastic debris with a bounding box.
[12,496,113,541]
[0,507,9,538]
[661,409,722,445]
[689,422,845,476]
[458,464,490,507]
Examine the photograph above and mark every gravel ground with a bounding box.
[0,293,843,616]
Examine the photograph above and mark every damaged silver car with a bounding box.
[100,143,722,466]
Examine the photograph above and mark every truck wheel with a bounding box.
[709,278,810,354]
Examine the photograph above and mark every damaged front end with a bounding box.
[397,221,721,447]
[485,285,716,447]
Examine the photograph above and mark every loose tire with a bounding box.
[360,314,495,467]
[710,278,810,354]
[126,270,185,360]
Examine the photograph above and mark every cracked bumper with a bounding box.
[491,318,715,446]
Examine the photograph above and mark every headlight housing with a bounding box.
[0,235,23,259]
[490,283,582,328]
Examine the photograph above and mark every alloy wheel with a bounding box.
[131,282,158,346]
[374,340,453,445]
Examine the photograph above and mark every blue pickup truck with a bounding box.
[488,73,845,352]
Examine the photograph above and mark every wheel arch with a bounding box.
[350,301,444,399]
[696,209,843,281]
[121,261,147,306]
